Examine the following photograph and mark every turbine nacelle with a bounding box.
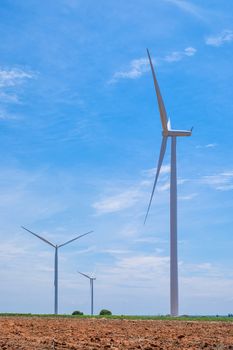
[163,130,192,137]
[78,271,96,280]
[163,119,192,137]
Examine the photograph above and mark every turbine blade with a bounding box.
[78,271,91,279]
[58,230,93,248]
[147,49,168,131]
[144,136,168,224]
[167,119,171,130]
[21,226,55,248]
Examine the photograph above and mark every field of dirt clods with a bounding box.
[0,317,233,349]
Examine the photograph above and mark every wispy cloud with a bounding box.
[201,171,233,191]
[92,165,188,215]
[142,165,170,178]
[0,166,83,232]
[0,68,33,88]
[100,254,170,283]
[179,192,198,200]
[92,167,168,215]
[0,92,19,103]
[205,30,233,47]
[0,108,18,120]
[109,58,150,84]
[110,47,196,83]
[100,249,131,256]
[98,253,232,300]
[92,189,141,215]
[164,0,204,20]
[196,143,217,149]
[0,67,34,105]
[0,240,29,262]
[164,47,196,62]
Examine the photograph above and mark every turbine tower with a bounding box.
[144,49,192,316]
[78,271,96,315]
[21,226,93,315]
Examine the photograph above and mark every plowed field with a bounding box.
[0,317,232,349]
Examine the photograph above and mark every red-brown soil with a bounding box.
[0,317,232,349]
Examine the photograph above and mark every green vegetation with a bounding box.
[99,309,112,316]
[0,313,233,322]
[72,311,84,315]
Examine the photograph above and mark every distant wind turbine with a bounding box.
[78,271,96,315]
[144,49,192,316]
[21,226,93,315]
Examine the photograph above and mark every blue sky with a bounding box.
[0,0,233,315]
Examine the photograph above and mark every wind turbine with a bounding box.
[78,271,96,315]
[144,49,192,316]
[21,226,93,315]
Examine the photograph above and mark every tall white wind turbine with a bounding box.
[144,49,192,316]
[21,226,93,315]
[78,271,96,315]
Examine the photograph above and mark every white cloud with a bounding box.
[0,241,28,262]
[118,255,169,272]
[165,47,196,62]
[101,249,131,256]
[119,224,140,238]
[98,253,233,304]
[179,192,197,200]
[0,67,34,107]
[100,254,170,283]
[92,164,190,215]
[201,171,233,191]
[109,58,150,84]
[134,237,168,244]
[92,166,171,216]
[157,181,170,192]
[0,68,33,88]
[196,143,217,149]
[92,189,141,215]
[165,51,183,63]
[181,275,233,299]
[142,166,187,193]
[0,92,19,103]
[160,164,171,174]
[206,30,233,47]
[164,0,204,20]
[0,108,17,120]
[177,179,188,185]
[110,47,196,83]
[205,143,217,148]
[0,166,91,235]
[184,47,196,56]
[142,165,170,178]
[194,262,213,271]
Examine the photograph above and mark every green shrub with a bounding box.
[99,309,112,316]
[72,310,84,316]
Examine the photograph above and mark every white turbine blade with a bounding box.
[78,271,91,279]
[167,119,171,130]
[58,230,93,248]
[144,136,168,224]
[21,226,55,247]
[147,49,168,131]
